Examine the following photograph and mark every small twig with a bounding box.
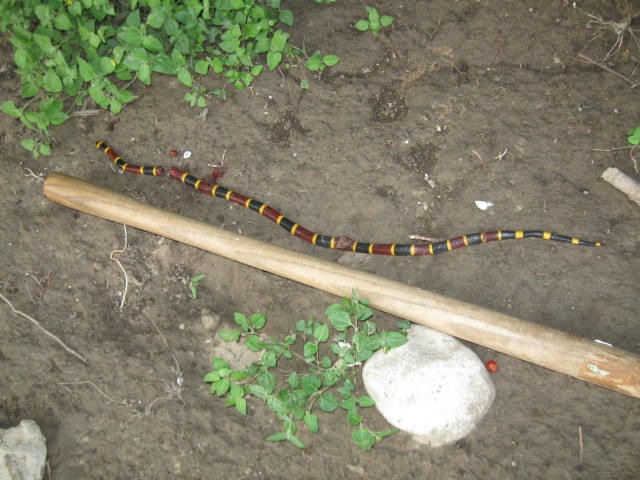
[0,292,88,364]
[110,225,129,310]
[71,109,101,117]
[23,168,43,181]
[408,234,441,243]
[576,53,639,87]
[578,425,584,465]
[58,381,116,403]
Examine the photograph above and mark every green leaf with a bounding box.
[246,384,268,398]
[123,48,151,70]
[347,408,362,426]
[246,334,264,352]
[118,26,144,46]
[257,371,276,394]
[326,305,352,331]
[96,56,116,75]
[203,371,220,383]
[78,58,95,82]
[358,396,375,408]
[628,127,640,146]
[0,100,21,118]
[352,427,376,451]
[138,63,152,85]
[313,323,330,343]
[304,412,319,433]
[211,57,224,73]
[42,70,63,93]
[383,331,408,349]
[219,39,240,53]
[116,89,135,104]
[323,55,340,67]
[354,19,370,32]
[270,29,289,51]
[265,431,287,442]
[152,54,179,74]
[88,84,110,109]
[287,434,306,449]
[20,138,37,152]
[194,59,210,75]
[380,15,394,27]
[355,348,373,362]
[188,273,205,299]
[318,393,338,413]
[177,68,193,87]
[322,370,338,387]
[33,34,55,55]
[143,34,164,53]
[14,49,30,69]
[211,356,229,371]
[250,313,266,330]
[214,378,231,396]
[266,50,282,70]
[38,143,52,156]
[21,81,39,99]
[288,371,299,388]
[303,341,318,359]
[300,375,321,395]
[218,328,241,342]
[261,350,277,368]
[234,396,247,415]
[54,12,73,31]
[319,356,332,369]
[146,7,167,29]
[367,6,380,23]
[279,10,294,26]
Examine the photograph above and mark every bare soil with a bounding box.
[1,1,639,479]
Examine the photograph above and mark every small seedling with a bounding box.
[188,274,205,299]
[354,6,394,36]
[628,126,640,145]
[204,292,408,450]
[305,51,341,72]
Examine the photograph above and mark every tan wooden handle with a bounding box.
[43,173,640,398]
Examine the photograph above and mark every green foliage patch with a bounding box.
[0,0,341,156]
[204,292,410,450]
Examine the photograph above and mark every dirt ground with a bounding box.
[1,0,639,478]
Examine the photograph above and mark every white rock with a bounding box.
[0,419,47,480]
[363,325,495,447]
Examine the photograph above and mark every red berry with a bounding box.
[169,149,179,157]
[485,360,498,373]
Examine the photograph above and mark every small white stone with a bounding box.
[363,325,495,447]
[475,200,494,210]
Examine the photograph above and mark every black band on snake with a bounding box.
[97,140,604,256]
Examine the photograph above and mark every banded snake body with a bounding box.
[96,140,603,256]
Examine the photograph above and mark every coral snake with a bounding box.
[96,140,604,255]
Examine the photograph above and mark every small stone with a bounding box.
[0,419,47,480]
[363,325,495,447]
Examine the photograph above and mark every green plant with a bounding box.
[188,273,205,299]
[354,6,394,36]
[203,292,410,450]
[628,126,640,145]
[305,51,340,72]
[0,0,339,156]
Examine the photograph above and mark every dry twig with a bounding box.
[577,53,639,87]
[0,292,88,364]
[110,225,129,309]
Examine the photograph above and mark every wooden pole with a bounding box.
[43,173,640,398]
